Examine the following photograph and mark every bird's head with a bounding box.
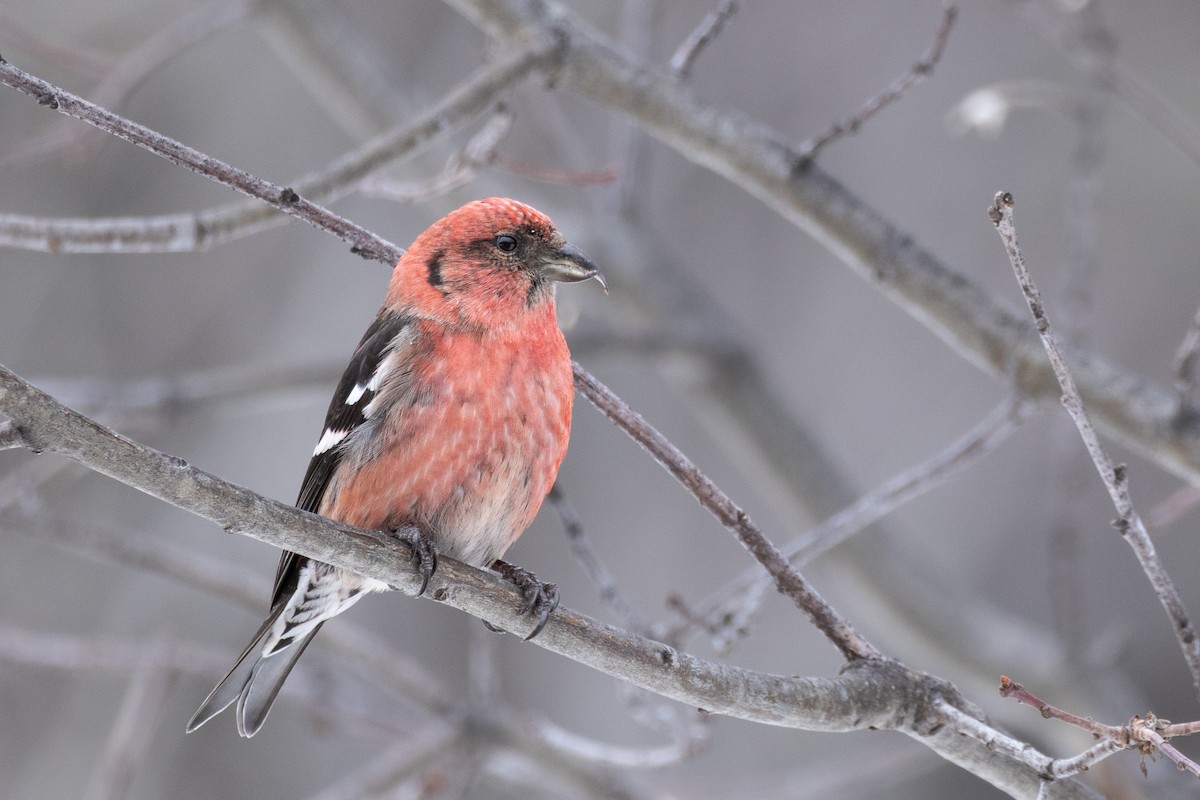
[388,197,604,329]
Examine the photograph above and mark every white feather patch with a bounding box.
[344,383,368,405]
[312,427,348,456]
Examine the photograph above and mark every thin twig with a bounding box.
[1000,677,1200,779]
[669,0,738,80]
[0,363,954,734]
[989,191,1200,697]
[0,48,549,255]
[999,676,1122,739]
[82,641,177,800]
[526,713,702,768]
[302,734,464,800]
[1047,739,1126,780]
[546,484,648,632]
[1014,0,1200,171]
[666,395,1033,648]
[1,0,273,168]
[0,625,414,740]
[799,2,957,160]
[1147,483,1200,531]
[0,14,115,74]
[572,364,881,662]
[1172,304,1200,406]
[358,108,514,203]
[0,57,398,264]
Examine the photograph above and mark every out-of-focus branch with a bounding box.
[0,0,273,168]
[668,395,1033,650]
[81,642,177,800]
[442,0,1200,487]
[669,0,738,80]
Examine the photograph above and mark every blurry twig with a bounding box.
[1172,304,1200,406]
[1,0,271,168]
[0,14,115,73]
[669,0,738,80]
[0,625,413,739]
[303,734,463,800]
[82,641,177,800]
[668,394,1034,649]
[989,191,1200,698]
[259,0,412,138]
[526,711,705,768]
[1014,0,1200,171]
[547,484,647,631]
[1048,0,1111,657]
[358,108,513,203]
[800,2,957,160]
[1147,483,1200,531]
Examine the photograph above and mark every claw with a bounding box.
[389,526,438,596]
[492,560,559,640]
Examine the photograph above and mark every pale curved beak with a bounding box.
[541,242,607,294]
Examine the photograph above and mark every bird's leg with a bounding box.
[386,525,438,596]
[490,559,560,640]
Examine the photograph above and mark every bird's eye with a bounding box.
[495,234,518,253]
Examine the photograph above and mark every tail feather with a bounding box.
[186,606,321,737]
[236,624,320,737]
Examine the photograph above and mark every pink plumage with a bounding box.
[187,198,602,736]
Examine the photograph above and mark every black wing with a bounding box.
[270,310,414,607]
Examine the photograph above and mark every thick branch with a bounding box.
[0,363,910,728]
[0,364,1094,797]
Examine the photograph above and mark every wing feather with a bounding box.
[271,310,415,607]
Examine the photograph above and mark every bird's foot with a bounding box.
[387,526,438,596]
[489,559,559,640]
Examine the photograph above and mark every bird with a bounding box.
[186,197,604,737]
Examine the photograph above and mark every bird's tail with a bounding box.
[186,607,323,737]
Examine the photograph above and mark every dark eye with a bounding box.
[495,234,518,253]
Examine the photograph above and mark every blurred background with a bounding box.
[2,1,1200,797]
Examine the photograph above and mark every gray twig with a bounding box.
[989,191,1200,698]
[800,2,957,160]
[572,365,881,663]
[669,1,738,80]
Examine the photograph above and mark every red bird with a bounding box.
[187,198,603,737]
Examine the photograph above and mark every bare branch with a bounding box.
[1,0,269,168]
[669,0,738,80]
[572,364,882,663]
[989,191,1200,697]
[800,2,957,160]
[1013,0,1200,170]
[1047,740,1126,780]
[547,483,648,632]
[0,49,547,255]
[82,642,177,800]
[1000,677,1200,780]
[672,395,1033,649]
[441,0,1200,488]
[1172,304,1200,406]
[0,362,934,731]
